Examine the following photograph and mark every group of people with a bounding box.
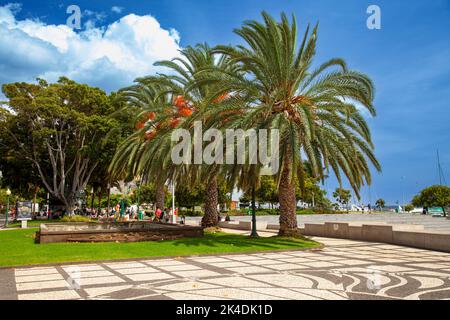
[21,203,187,224]
[154,207,180,223]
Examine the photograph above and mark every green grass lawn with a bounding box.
[5,220,63,229]
[0,229,320,268]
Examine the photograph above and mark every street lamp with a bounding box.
[172,181,176,224]
[250,185,259,238]
[135,176,142,221]
[5,188,11,227]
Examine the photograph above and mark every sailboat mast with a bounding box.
[437,149,445,186]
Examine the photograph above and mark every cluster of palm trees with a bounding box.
[109,12,381,236]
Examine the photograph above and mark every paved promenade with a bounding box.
[188,213,450,233]
[1,237,450,300]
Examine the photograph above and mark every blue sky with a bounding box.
[1,0,449,204]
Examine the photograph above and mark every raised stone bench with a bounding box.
[218,221,267,231]
[37,222,204,244]
[303,222,450,252]
[215,219,450,252]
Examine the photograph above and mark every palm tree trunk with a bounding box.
[202,176,219,228]
[278,148,300,237]
[155,182,165,210]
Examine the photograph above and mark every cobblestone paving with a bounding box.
[1,237,450,300]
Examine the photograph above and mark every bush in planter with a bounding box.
[180,210,203,217]
[59,215,91,223]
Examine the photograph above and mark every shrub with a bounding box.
[59,215,91,223]
[179,210,203,217]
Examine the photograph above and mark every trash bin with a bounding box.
[138,210,144,221]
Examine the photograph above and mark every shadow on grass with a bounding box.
[170,233,317,250]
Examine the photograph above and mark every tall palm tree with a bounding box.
[143,44,238,227]
[109,80,173,210]
[111,44,237,227]
[209,12,381,236]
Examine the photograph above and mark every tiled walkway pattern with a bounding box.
[4,237,450,300]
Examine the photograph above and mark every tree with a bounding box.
[1,78,121,214]
[0,107,46,210]
[130,183,156,204]
[212,12,380,236]
[375,198,385,211]
[412,185,450,217]
[175,184,205,210]
[297,177,327,208]
[110,44,236,227]
[404,204,414,213]
[175,178,230,211]
[239,194,251,206]
[151,44,238,228]
[257,176,279,208]
[333,188,351,213]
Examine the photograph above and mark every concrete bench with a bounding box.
[302,221,450,253]
[218,220,267,231]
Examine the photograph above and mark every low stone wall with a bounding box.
[37,222,204,244]
[302,222,450,253]
[218,221,267,231]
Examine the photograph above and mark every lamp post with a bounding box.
[250,185,259,238]
[5,188,11,227]
[172,182,176,224]
[136,176,142,220]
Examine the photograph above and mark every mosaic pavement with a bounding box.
[1,237,450,300]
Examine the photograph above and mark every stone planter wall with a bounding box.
[37,222,204,244]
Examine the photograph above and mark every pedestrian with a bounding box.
[155,207,162,222]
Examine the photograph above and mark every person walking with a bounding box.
[155,207,162,222]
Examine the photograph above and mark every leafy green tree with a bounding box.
[412,185,450,217]
[297,177,326,208]
[174,178,230,211]
[211,12,380,236]
[175,184,205,210]
[0,78,121,214]
[130,183,156,204]
[404,204,414,213]
[375,198,386,211]
[239,194,251,205]
[0,106,46,208]
[256,176,279,207]
[333,188,352,213]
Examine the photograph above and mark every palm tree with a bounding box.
[209,12,381,236]
[142,44,238,228]
[109,80,173,210]
[111,44,237,227]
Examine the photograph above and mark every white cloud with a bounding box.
[0,4,182,92]
[111,6,124,14]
